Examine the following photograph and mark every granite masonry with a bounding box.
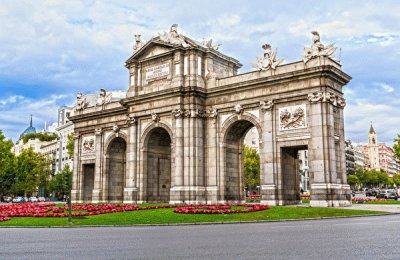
[70,25,352,207]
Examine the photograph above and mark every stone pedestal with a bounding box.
[123,188,138,203]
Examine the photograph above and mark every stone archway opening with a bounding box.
[145,127,172,203]
[82,163,94,202]
[224,120,258,202]
[107,137,126,202]
[281,145,308,204]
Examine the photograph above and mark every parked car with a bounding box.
[376,190,398,199]
[12,197,26,203]
[366,188,378,197]
[2,196,12,203]
[38,197,46,202]
[28,197,38,202]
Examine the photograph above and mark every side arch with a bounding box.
[220,113,263,142]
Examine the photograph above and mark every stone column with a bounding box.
[170,110,184,203]
[205,111,218,203]
[124,115,138,203]
[259,101,278,205]
[308,92,350,207]
[92,128,103,203]
[71,133,81,203]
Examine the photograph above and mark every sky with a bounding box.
[0,0,399,146]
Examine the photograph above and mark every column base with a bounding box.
[123,187,138,204]
[310,183,351,207]
[91,189,102,203]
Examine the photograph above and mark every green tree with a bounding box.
[13,148,51,196]
[347,175,359,190]
[0,130,16,196]
[22,132,57,144]
[393,174,400,186]
[243,145,260,193]
[377,169,389,187]
[49,165,72,200]
[66,133,74,159]
[394,134,400,158]
[355,167,367,186]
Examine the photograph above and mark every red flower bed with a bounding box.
[246,195,261,199]
[352,198,392,201]
[0,203,270,222]
[173,204,270,214]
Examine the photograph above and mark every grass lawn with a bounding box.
[0,205,385,227]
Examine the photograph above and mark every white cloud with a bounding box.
[374,82,395,93]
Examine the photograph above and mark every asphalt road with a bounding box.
[1,214,399,259]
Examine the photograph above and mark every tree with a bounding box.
[377,169,389,186]
[243,145,260,193]
[347,175,359,190]
[0,130,16,196]
[393,174,400,186]
[66,133,74,159]
[394,134,400,159]
[49,165,72,200]
[13,148,51,196]
[22,132,57,144]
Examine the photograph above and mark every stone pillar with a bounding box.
[124,115,138,203]
[170,110,184,203]
[218,141,226,203]
[205,110,218,204]
[92,128,103,203]
[259,101,278,205]
[71,133,81,203]
[308,92,351,207]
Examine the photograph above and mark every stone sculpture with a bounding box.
[82,137,95,152]
[202,38,220,51]
[75,93,87,111]
[159,24,189,47]
[253,44,283,71]
[303,31,336,64]
[96,88,113,106]
[133,34,146,51]
[280,106,306,130]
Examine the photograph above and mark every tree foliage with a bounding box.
[49,165,72,200]
[12,148,52,196]
[22,132,57,144]
[0,130,16,196]
[243,145,260,192]
[347,175,359,188]
[66,133,74,159]
[393,174,400,186]
[353,167,392,188]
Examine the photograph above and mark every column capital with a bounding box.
[95,128,102,135]
[127,114,137,126]
[260,100,274,112]
[308,91,346,108]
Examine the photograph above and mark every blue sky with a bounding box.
[0,0,399,146]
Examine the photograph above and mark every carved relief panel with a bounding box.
[278,104,307,131]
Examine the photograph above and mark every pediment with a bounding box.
[125,40,176,66]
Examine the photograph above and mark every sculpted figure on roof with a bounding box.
[159,24,190,47]
[253,43,283,71]
[303,31,337,63]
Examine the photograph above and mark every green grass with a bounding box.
[0,206,385,227]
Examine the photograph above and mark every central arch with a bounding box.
[145,127,172,203]
[223,117,261,202]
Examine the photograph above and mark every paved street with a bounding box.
[1,214,399,259]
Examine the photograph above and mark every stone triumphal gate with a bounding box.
[70,26,352,207]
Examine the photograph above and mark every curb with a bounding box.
[0,211,398,228]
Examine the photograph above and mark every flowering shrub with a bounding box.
[352,198,392,202]
[174,204,270,214]
[246,195,261,199]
